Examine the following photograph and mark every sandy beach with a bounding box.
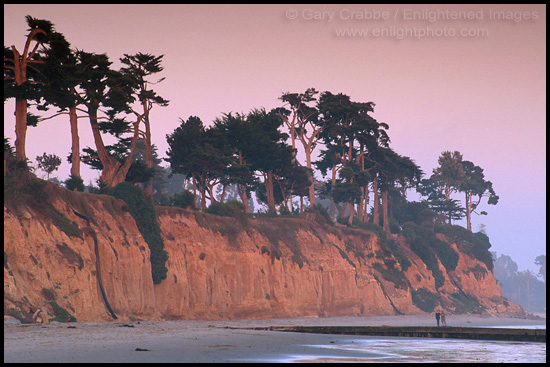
[4,314,545,363]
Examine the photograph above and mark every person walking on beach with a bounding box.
[441,311,446,326]
[435,310,441,326]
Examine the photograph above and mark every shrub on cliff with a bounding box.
[303,204,334,226]
[205,200,248,228]
[170,190,196,209]
[64,174,85,192]
[434,224,493,271]
[4,166,48,209]
[411,287,438,312]
[48,301,77,322]
[5,169,83,239]
[206,200,244,217]
[451,292,486,314]
[402,222,446,289]
[109,182,168,284]
[386,239,412,272]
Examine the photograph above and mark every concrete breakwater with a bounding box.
[253,325,546,342]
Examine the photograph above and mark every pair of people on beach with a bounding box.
[435,310,446,326]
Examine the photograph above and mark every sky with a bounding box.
[4,4,546,272]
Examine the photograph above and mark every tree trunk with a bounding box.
[142,101,154,198]
[373,178,380,226]
[289,112,297,162]
[348,200,354,226]
[358,187,365,223]
[465,190,472,231]
[69,106,81,178]
[88,105,113,186]
[89,121,124,188]
[189,174,200,209]
[308,176,316,207]
[198,175,207,210]
[363,183,369,222]
[329,165,337,219]
[348,174,355,226]
[100,160,126,188]
[237,151,250,213]
[200,183,207,211]
[219,184,227,203]
[11,48,29,163]
[382,189,390,235]
[238,184,250,213]
[305,149,316,207]
[14,99,28,162]
[10,30,47,163]
[266,170,275,210]
[192,174,197,206]
[89,106,141,188]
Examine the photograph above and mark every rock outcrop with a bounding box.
[4,182,523,322]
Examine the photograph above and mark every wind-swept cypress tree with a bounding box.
[4,16,71,163]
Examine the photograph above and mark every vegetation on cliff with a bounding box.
[188,200,498,314]
[5,15,499,239]
[5,155,168,287]
[4,164,82,240]
[4,15,511,318]
[5,163,515,321]
[5,137,496,300]
[108,182,168,284]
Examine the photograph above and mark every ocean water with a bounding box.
[286,337,546,363]
[228,322,546,363]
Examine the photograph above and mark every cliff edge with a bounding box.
[4,179,523,322]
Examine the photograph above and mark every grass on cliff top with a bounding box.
[193,210,245,248]
[190,207,311,268]
[253,217,312,268]
[4,168,130,239]
[4,169,83,239]
[185,201,415,273]
[189,204,408,274]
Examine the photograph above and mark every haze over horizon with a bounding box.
[4,4,545,272]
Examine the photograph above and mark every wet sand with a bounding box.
[4,314,545,363]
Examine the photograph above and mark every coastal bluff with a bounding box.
[4,181,522,323]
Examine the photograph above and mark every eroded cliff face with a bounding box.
[4,193,160,322]
[153,209,397,320]
[4,184,522,323]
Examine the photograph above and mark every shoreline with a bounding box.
[207,313,546,328]
[4,314,545,363]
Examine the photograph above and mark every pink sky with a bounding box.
[4,4,546,271]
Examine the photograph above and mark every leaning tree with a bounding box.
[119,53,169,196]
[460,159,499,231]
[4,16,71,163]
[76,51,144,188]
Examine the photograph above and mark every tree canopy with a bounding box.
[5,15,501,239]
